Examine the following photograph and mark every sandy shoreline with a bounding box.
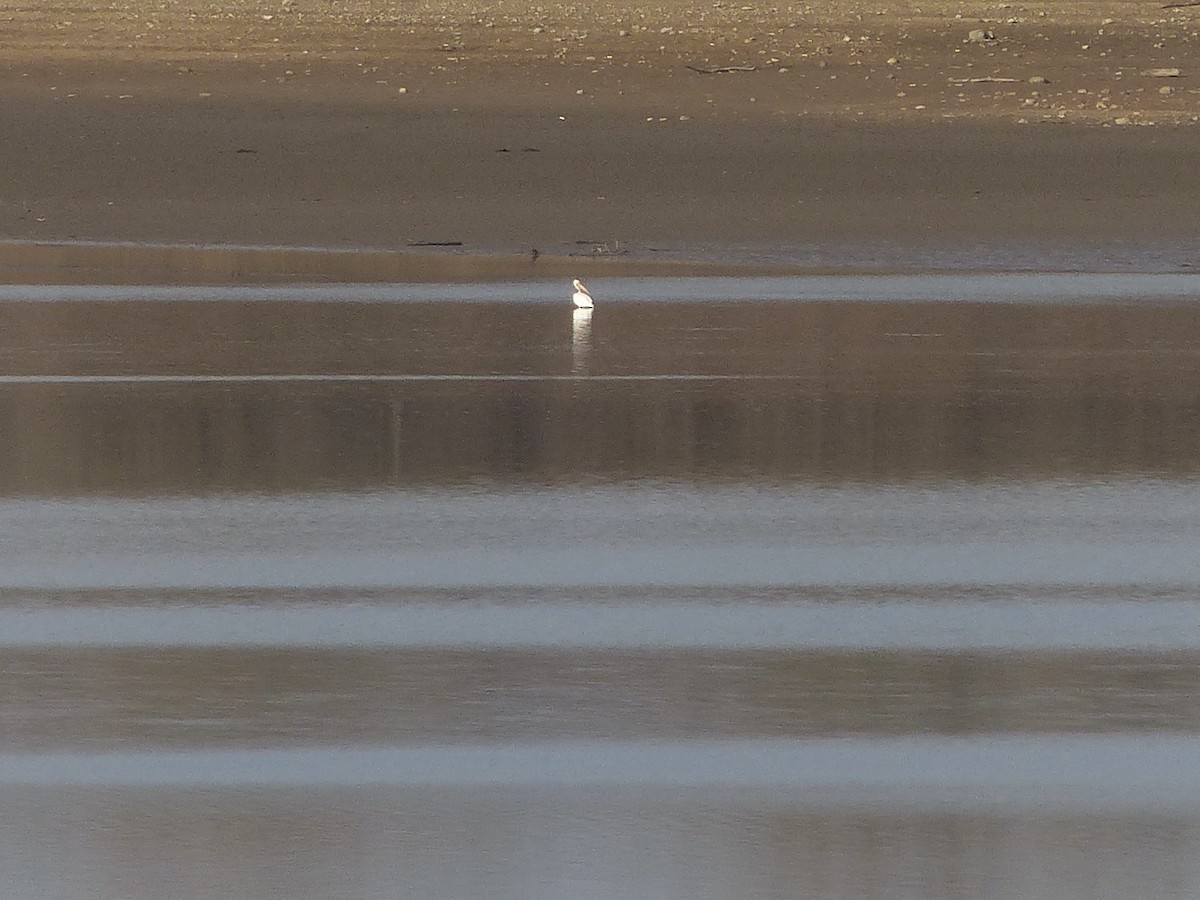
[3,0,1199,277]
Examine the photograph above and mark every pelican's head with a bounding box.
[573,279,589,295]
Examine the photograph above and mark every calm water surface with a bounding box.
[3,277,1200,899]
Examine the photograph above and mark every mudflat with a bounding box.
[3,0,1199,272]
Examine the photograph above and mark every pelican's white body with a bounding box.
[572,278,594,309]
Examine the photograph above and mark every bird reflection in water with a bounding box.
[571,306,593,376]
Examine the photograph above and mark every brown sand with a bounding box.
[3,0,1200,276]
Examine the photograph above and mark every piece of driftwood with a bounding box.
[686,64,757,74]
[571,241,627,256]
[949,76,1019,83]
[1162,1,1200,8]
[407,241,463,247]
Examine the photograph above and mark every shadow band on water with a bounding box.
[4,295,1200,488]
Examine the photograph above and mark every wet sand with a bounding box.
[3,0,1200,273]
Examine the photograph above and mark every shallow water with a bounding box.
[2,271,1200,303]
[3,278,1200,899]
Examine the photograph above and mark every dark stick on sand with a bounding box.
[685,64,758,74]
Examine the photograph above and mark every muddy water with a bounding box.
[2,280,1200,899]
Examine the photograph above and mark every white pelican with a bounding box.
[572,278,594,309]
